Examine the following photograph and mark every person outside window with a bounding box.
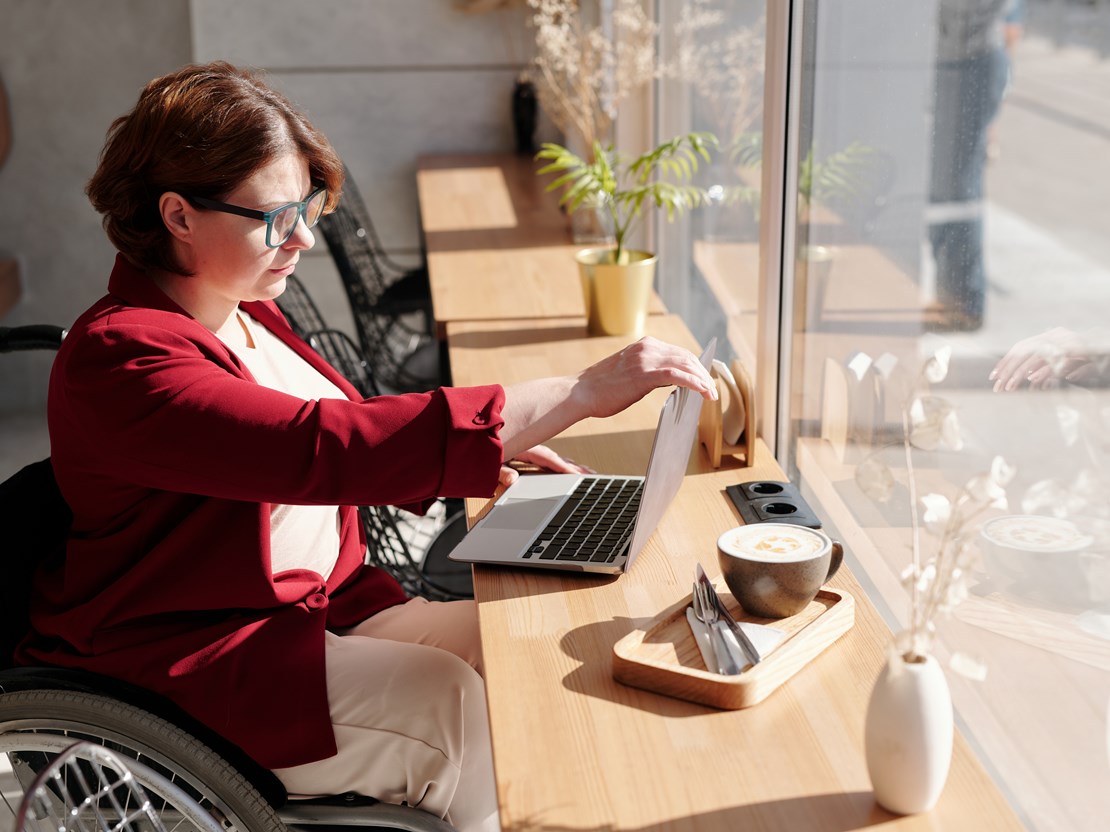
[926,0,1018,332]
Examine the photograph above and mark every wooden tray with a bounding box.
[612,586,854,709]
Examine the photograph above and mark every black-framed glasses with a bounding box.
[187,184,328,248]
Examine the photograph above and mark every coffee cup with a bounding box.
[716,523,843,618]
[980,514,1095,608]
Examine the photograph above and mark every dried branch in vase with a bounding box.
[855,345,1013,677]
[527,0,663,154]
[670,2,766,144]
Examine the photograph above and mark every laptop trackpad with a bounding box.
[482,497,562,531]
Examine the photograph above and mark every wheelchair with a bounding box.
[11,739,224,832]
[0,325,456,832]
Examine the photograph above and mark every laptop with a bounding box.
[448,340,716,575]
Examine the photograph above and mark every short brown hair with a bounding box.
[87,61,344,275]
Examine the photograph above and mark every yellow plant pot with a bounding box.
[574,248,657,337]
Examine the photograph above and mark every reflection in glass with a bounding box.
[784,1,1110,828]
[657,0,766,386]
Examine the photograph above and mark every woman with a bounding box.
[16,62,715,832]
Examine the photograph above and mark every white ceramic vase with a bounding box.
[864,651,953,814]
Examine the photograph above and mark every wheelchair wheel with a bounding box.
[0,688,286,831]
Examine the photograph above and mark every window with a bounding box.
[656,0,768,390]
[654,0,1110,827]
[785,1,1109,827]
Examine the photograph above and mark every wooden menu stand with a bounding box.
[698,357,757,468]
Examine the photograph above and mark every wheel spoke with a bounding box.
[0,690,282,831]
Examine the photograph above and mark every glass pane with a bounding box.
[271,205,299,244]
[656,0,766,386]
[307,188,327,226]
[786,0,1110,827]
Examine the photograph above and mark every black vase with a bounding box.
[511,78,538,155]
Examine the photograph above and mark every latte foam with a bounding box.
[982,515,1093,553]
[720,524,827,562]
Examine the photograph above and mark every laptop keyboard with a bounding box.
[523,477,644,564]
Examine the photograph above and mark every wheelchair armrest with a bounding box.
[0,325,66,352]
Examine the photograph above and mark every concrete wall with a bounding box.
[0,0,193,411]
[0,0,541,412]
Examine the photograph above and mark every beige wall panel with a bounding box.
[191,0,534,69]
[272,69,524,254]
[0,0,192,412]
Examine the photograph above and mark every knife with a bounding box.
[696,563,762,666]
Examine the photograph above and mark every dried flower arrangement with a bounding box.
[855,345,1013,673]
[526,0,663,154]
[670,2,765,145]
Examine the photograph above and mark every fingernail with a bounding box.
[988,369,997,380]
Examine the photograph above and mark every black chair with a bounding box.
[273,273,328,341]
[301,328,471,600]
[277,274,383,398]
[358,504,471,602]
[334,165,434,327]
[275,279,472,599]
[318,167,447,394]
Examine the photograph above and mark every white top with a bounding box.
[218,310,348,579]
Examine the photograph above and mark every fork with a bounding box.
[692,581,742,675]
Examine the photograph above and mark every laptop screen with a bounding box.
[622,339,716,571]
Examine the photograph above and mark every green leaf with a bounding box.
[534,132,720,227]
[545,171,581,191]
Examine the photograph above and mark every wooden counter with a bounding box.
[417,154,664,338]
[446,315,1025,831]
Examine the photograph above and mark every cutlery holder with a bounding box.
[612,584,854,709]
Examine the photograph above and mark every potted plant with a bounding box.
[728,131,886,330]
[536,132,718,336]
[526,0,681,244]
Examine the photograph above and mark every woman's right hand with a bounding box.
[572,336,717,419]
[498,337,716,462]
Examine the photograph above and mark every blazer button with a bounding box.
[306,593,327,610]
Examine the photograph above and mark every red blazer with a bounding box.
[17,255,505,769]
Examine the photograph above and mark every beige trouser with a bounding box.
[272,598,499,832]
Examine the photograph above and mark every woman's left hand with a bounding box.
[498,444,595,488]
[990,327,1092,391]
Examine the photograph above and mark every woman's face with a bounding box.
[187,152,316,307]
